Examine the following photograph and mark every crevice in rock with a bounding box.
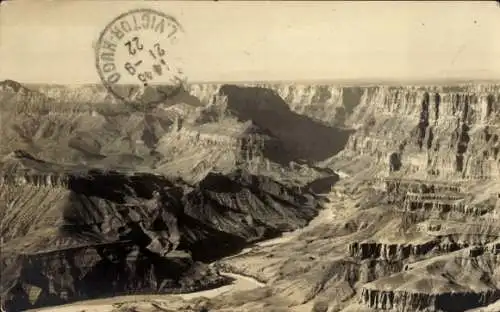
[486,94,495,119]
[389,152,402,173]
[455,122,470,173]
[417,92,430,150]
[434,92,440,121]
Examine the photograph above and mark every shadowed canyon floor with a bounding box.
[1,80,500,312]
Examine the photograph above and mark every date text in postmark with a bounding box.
[95,8,186,106]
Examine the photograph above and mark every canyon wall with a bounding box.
[323,85,500,181]
[187,83,500,182]
[3,79,500,312]
[188,83,500,184]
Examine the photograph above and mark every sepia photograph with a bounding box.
[1,1,500,311]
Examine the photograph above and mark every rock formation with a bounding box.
[0,150,318,311]
[207,83,500,312]
[1,80,500,312]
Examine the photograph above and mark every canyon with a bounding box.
[0,79,499,312]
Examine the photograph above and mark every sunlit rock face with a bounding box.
[296,85,500,181]
[186,83,500,182]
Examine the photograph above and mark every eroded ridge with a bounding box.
[0,152,319,311]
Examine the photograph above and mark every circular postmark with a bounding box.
[95,8,186,106]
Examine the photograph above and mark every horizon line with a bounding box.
[3,77,500,87]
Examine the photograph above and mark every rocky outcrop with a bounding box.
[384,178,464,195]
[347,233,497,262]
[380,178,498,219]
[344,165,499,311]
[0,173,69,188]
[154,119,265,182]
[0,80,50,112]
[357,240,500,311]
[348,240,439,261]
[360,287,500,312]
[402,195,494,216]
[2,244,227,312]
[346,173,499,312]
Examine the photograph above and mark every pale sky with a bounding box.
[1,1,500,83]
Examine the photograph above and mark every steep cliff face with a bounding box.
[359,243,500,312]
[187,83,364,127]
[0,151,318,311]
[219,85,353,164]
[341,83,500,311]
[186,83,500,182]
[252,83,364,127]
[188,83,500,183]
[328,85,500,181]
[24,82,362,128]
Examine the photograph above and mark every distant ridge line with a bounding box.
[4,78,500,88]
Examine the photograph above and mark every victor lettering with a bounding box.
[142,13,150,29]
[151,15,157,30]
[154,18,165,34]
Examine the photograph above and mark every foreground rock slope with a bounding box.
[0,150,318,311]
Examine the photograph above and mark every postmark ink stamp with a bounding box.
[95,8,186,106]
